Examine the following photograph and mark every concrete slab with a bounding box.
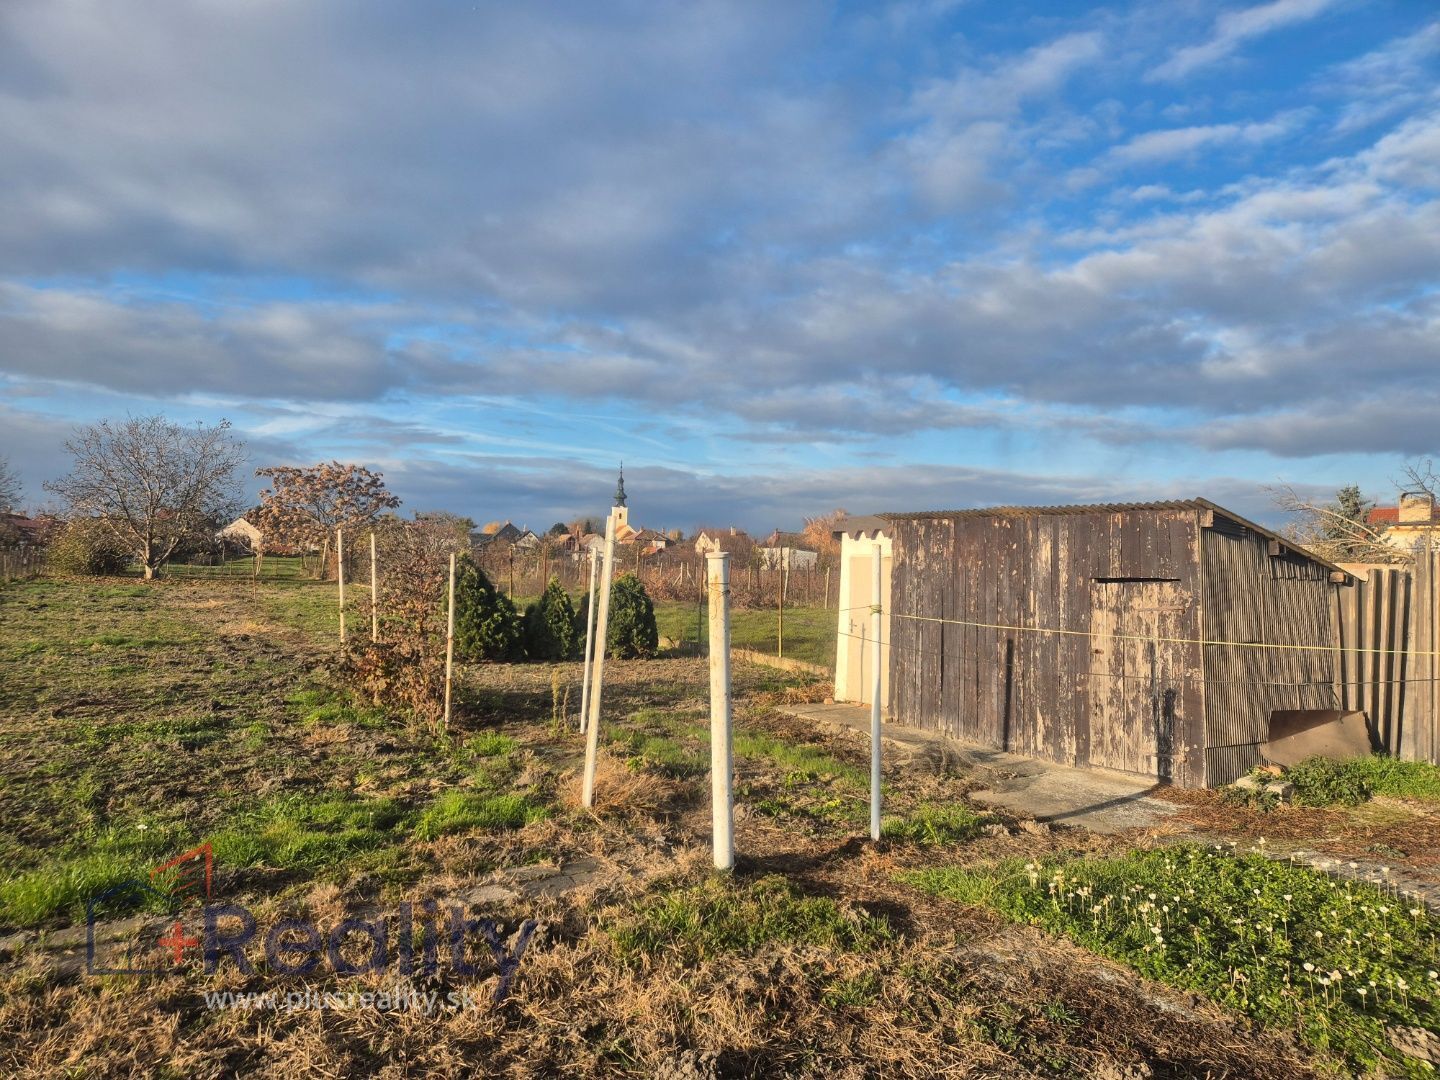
[781,702,1180,836]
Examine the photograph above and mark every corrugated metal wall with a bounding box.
[1200,526,1337,786]
[1336,548,1440,764]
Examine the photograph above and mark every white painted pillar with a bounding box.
[579,549,599,733]
[443,552,456,731]
[582,511,618,807]
[337,527,346,644]
[707,552,734,870]
[870,545,883,841]
[369,531,379,643]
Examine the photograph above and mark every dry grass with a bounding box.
[3,576,1432,1076]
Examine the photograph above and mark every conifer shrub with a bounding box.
[604,572,659,659]
[521,575,579,661]
[453,555,521,662]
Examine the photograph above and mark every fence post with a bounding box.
[579,549,599,733]
[369,531,379,643]
[443,552,457,733]
[870,544,883,841]
[337,528,346,644]
[777,548,786,658]
[582,511,619,807]
[707,552,734,870]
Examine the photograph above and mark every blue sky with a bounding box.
[0,0,1436,533]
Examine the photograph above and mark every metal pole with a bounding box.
[443,552,456,732]
[579,549,599,733]
[707,552,734,870]
[337,528,346,644]
[871,544,883,841]
[582,511,618,807]
[369,531,379,643]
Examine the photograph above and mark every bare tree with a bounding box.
[253,461,400,578]
[0,456,20,513]
[46,416,246,579]
[1403,458,1439,500]
[1270,483,1401,564]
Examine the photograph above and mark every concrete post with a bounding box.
[443,552,456,732]
[870,544,883,841]
[582,511,618,807]
[707,552,734,871]
[369,531,379,643]
[337,528,346,644]
[579,549,599,733]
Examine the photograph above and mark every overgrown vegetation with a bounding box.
[46,517,133,576]
[1230,755,1440,809]
[906,844,1440,1074]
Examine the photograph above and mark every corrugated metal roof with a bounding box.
[879,499,1205,520]
[878,498,1350,578]
[832,514,888,538]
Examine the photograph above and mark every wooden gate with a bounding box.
[1090,580,1189,780]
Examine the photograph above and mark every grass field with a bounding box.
[1,573,1438,1076]
[653,600,836,668]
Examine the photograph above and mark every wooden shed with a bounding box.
[882,500,1352,788]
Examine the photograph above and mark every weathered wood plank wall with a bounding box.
[1336,548,1439,764]
[1201,526,1337,785]
[888,507,1206,787]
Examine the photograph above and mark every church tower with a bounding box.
[612,464,629,532]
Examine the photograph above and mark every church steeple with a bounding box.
[614,463,627,508]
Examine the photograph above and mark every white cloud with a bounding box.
[1324,21,1440,135]
[1109,114,1301,165]
[1148,0,1343,82]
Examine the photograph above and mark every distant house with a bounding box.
[472,521,528,549]
[216,516,262,553]
[758,532,818,570]
[1367,492,1440,554]
[695,528,748,555]
[0,512,58,548]
[627,527,670,552]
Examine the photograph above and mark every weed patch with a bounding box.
[412,791,549,840]
[611,874,892,966]
[207,792,412,872]
[882,803,992,845]
[734,730,866,788]
[904,844,1440,1073]
[464,731,518,758]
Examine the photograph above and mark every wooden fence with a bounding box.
[1335,546,1439,764]
[0,548,45,581]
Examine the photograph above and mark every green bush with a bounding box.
[521,575,579,661]
[904,845,1440,1074]
[452,556,520,661]
[604,572,659,659]
[1286,755,1373,807]
[47,519,132,576]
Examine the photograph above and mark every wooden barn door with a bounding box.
[1090,580,1187,781]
